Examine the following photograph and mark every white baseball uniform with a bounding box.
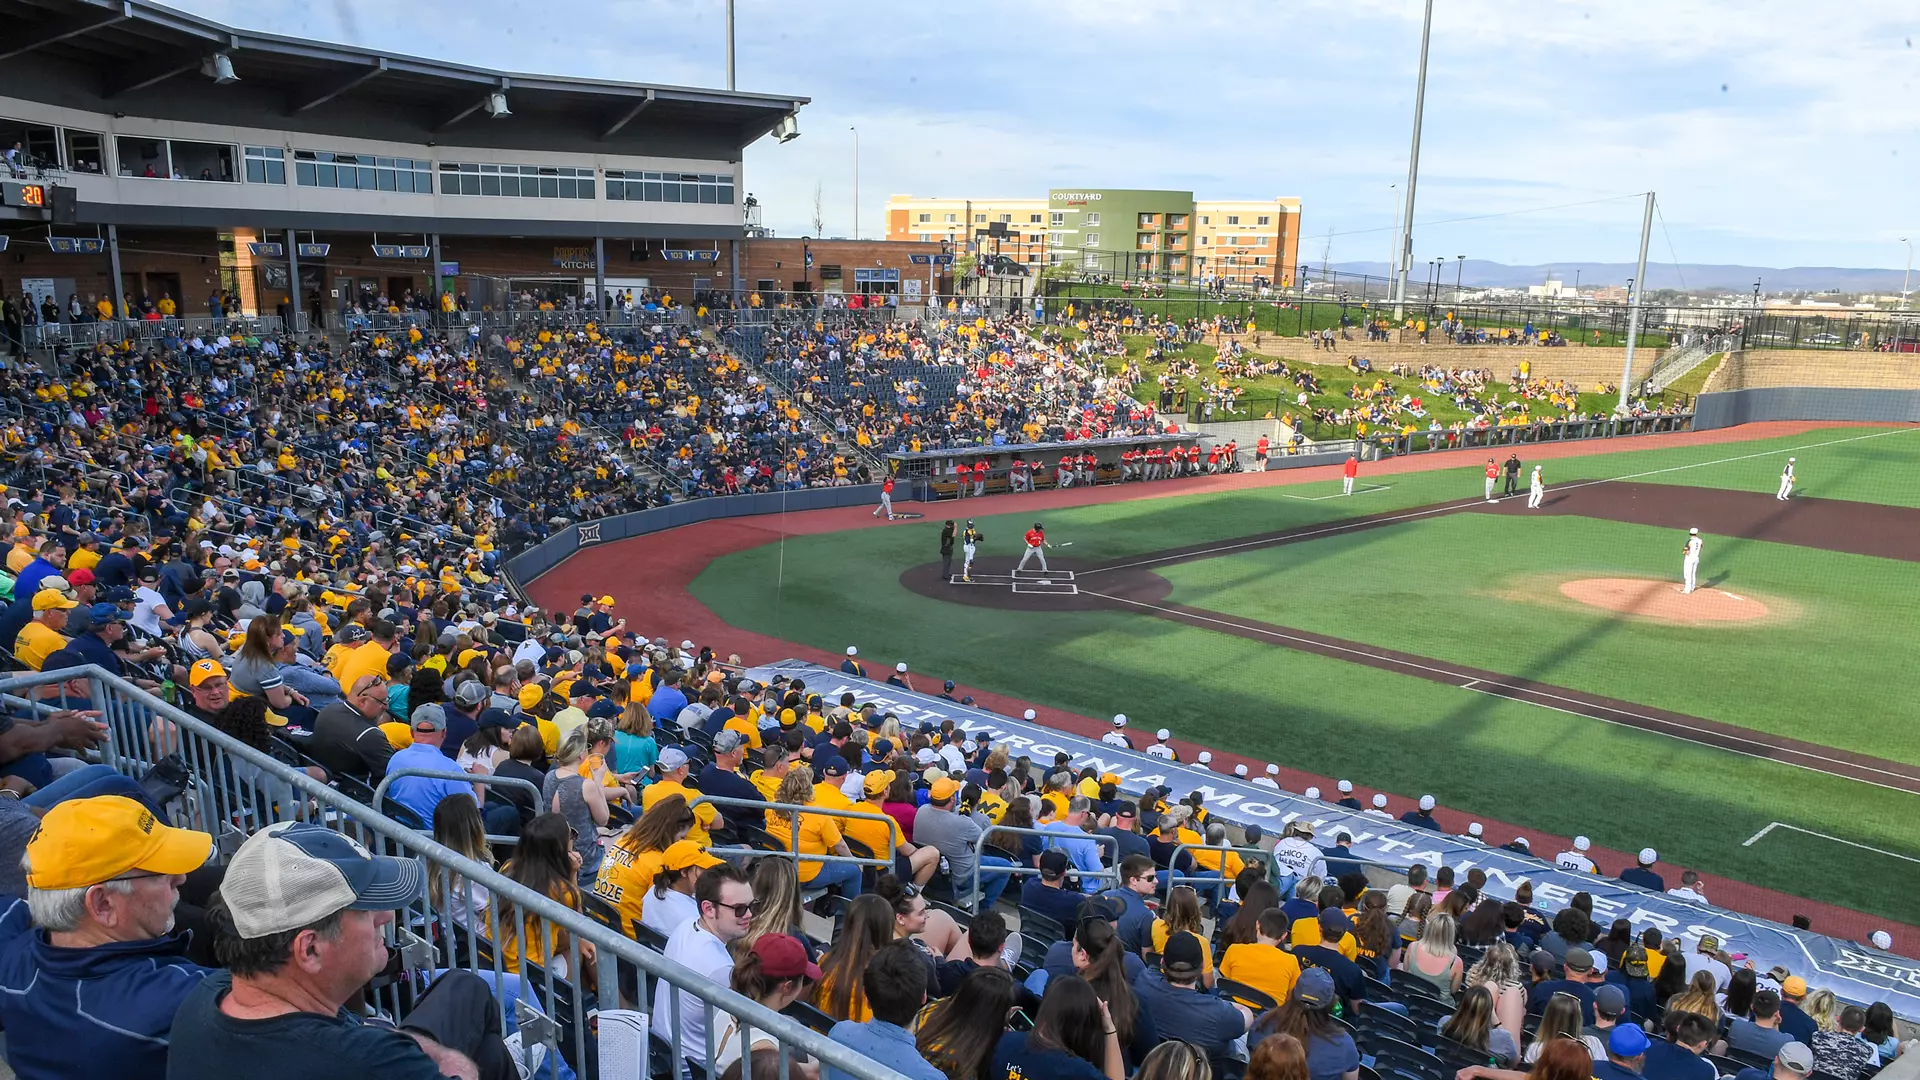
[1527,466,1544,508]
[1682,534,1702,593]
[1777,461,1795,500]
[1556,851,1597,873]
[1144,743,1176,761]
[1101,731,1133,749]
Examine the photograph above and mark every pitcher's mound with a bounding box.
[1560,577,1770,625]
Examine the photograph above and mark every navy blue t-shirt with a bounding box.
[990,1030,1105,1080]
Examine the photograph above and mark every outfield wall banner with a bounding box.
[1694,387,1920,429]
[748,658,1920,1018]
[501,485,885,587]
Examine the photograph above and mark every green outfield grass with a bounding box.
[1157,513,1920,763]
[688,424,1920,921]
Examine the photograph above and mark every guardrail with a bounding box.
[1164,841,1272,902]
[19,664,917,1080]
[1373,412,1694,456]
[372,767,542,845]
[1643,334,1739,393]
[689,795,898,874]
[973,823,1119,908]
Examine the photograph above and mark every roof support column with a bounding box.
[285,228,302,332]
[593,238,607,321]
[106,224,125,322]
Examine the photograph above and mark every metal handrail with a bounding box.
[371,767,543,843]
[21,664,918,1080]
[687,794,896,870]
[972,823,1120,908]
[1163,840,1272,901]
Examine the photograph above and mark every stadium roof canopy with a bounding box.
[0,0,808,156]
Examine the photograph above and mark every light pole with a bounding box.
[724,0,735,89]
[1392,0,1436,321]
[1454,254,1465,302]
[1902,238,1913,310]
[849,126,859,240]
[1386,182,1400,300]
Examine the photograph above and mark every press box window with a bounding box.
[444,162,595,198]
[604,170,734,204]
[296,150,431,192]
[244,146,286,185]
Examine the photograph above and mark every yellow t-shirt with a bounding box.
[1151,920,1215,978]
[643,780,717,846]
[67,548,102,572]
[332,642,392,695]
[592,840,667,937]
[793,812,844,884]
[1219,943,1302,1006]
[843,800,903,862]
[812,781,854,813]
[747,769,785,800]
[722,714,763,750]
[15,622,68,670]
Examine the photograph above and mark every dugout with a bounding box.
[887,433,1201,500]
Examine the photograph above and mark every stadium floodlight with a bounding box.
[773,115,799,143]
[201,53,239,84]
[485,92,511,119]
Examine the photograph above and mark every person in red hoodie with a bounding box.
[873,475,895,520]
[1343,454,1359,496]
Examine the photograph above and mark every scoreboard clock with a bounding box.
[0,181,48,208]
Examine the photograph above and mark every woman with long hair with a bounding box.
[613,698,658,776]
[1353,891,1399,979]
[1398,910,1464,1003]
[1223,881,1280,947]
[1862,1002,1900,1062]
[738,856,808,960]
[916,966,1018,1080]
[1653,939,1691,1006]
[1442,984,1519,1066]
[229,615,305,711]
[990,974,1123,1080]
[712,933,820,1080]
[1596,918,1634,968]
[1457,897,1507,947]
[496,813,596,983]
[814,894,893,1021]
[1152,885,1215,988]
[1245,1033,1307,1080]
[1397,890,1435,947]
[1458,1035,1596,1080]
[1802,988,1840,1032]
[1522,993,1600,1063]
[544,726,609,887]
[1722,967,1757,1020]
[1135,1040,1213,1080]
[1464,941,1528,1048]
[1250,970,1359,1080]
[593,793,693,937]
[1667,971,1724,1029]
[1073,914,1157,1071]
[429,794,494,929]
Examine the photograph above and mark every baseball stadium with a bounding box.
[5,0,1920,1076]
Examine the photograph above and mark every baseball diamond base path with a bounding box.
[524,421,1919,950]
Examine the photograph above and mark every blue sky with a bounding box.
[179,0,1919,270]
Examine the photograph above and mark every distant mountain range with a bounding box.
[1327,260,1910,294]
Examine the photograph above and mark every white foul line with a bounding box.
[1275,484,1396,502]
[1084,589,1920,795]
[1086,425,1920,577]
[1743,822,1920,864]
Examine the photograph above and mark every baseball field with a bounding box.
[675,423,1920,926]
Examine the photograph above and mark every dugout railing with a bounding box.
[1372,411,1694,457]
[970,824,1121,911]
[14,664,920,1080]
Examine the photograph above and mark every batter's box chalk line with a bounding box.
[1012,581,1081,595]
[1011,568,1077,580]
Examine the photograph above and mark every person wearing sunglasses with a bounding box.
[307,675,399,780]
[657,862,755,1073]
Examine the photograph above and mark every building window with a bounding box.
[603,169,731,203]
[295,149,430,192]
[1200,215,1210,225]
[1254,257,1267,266]
[1226,215,1240,225]
[1084,212,1100,226]
[1049,232,1065,247]
[917,212,930,223]
[998,213,1012,223]
[1137,213,1157,227]
[1029,213,1042,224]
[1168,213,1187,229]
[974,213,986,223]
[1050,211,1065,226]
[244,146,286,185]
[1027,234,1042,243]
[1257,214,1271,225]
[919,232,932,242]
[819,264,842,281]
[1136,232,1155,249]
[1085,233,1100,247]
[944,213,957,223]
[63,130,103,173]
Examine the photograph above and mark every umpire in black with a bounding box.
[939,520,956,580]
[1503,452,1523,497]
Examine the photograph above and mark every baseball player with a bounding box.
[1145,728,1178,761]
[1192,751,1214,771]
[1252,764,1282,790]
[1777,457,1795,500]
[1682,527,1702,594]
[1055,455,1074,489]
[1342,454,1358,496]
[1016,521,1051,571]
[1527,464,1544,509]
[1102,714,1135,749]
[960,519,983,581]
[873,475,895,519]
[1256,435,1270,471]
[973,459,988,497]
[1484,458,1499,502]
[1556,835,1599,874]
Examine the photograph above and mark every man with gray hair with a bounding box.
[0,795,214,1079]
[167,821,511,1080]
